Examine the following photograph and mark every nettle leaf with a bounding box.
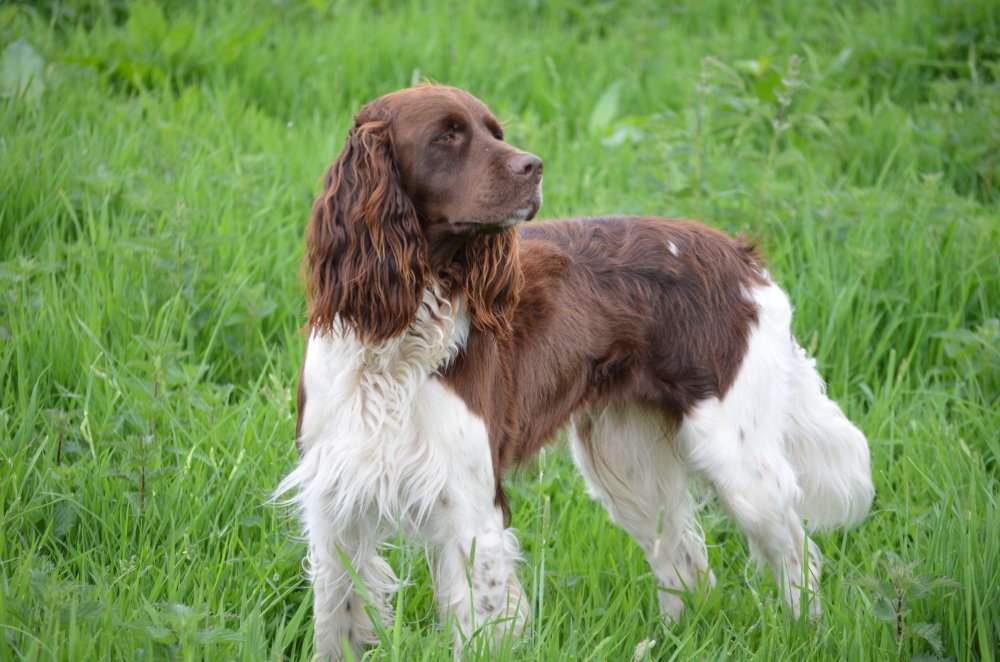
[846,574,882,592]
[59,601,107,624]
[905,621,944,655]
[195,626,241,645]
[926,576,961,592]
[1,38,45,101]
[52,500,78,540]
[28,571,63,601]
[162,601,196,623]
[142,623,174,643]
[239,514,262,528]
[871,596,898,624]
[908,575,960,600]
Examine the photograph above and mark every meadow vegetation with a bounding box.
[1,0,997,659]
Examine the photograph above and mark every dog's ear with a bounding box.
[452,228,522,339]
[304,112,428,343]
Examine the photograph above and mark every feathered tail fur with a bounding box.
[784,342,874,530]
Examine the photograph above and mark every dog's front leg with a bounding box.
[305,513,395,661]
[414,381,529,655]
[430,500,528,655]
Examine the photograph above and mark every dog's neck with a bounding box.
[426,231,472,273]
[424,222,517,273]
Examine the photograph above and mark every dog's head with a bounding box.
[306,85,542,342]
[376,85,543,233]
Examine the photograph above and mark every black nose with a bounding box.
[508,152,543,177]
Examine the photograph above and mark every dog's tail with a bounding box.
[784,343,874,530]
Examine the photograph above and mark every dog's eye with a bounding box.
[436,123,463,144]
[492,128,504,141]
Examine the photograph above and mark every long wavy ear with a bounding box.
[452,229,522,339]
[304,116,428,343]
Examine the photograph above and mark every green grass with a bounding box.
[1,0,997,659]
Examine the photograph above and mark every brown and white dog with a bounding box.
[278,85,873,660]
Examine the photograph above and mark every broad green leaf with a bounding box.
[588,81,624,136]
[904,621,944,655]
[1,39,45,101]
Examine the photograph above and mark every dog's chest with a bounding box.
[293,294,490,531]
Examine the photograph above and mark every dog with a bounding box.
[277,84,874,660]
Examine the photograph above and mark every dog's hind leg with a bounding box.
[679,282,822,620]
[570,403,714,623]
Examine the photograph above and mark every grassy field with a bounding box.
[1,0,997,659]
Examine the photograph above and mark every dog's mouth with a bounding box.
[480,208,533,233]
[435,181,542,236]
[478,183,543,233]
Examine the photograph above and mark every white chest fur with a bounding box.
[278,290,493,539]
